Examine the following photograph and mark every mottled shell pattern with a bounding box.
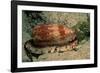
[32,24,77,46]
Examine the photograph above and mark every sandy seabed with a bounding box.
[22,40,90,62]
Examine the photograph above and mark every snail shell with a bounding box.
[32,24,77,46]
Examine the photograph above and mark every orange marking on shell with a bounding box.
[58,25,66,40]
[36,25,49,40]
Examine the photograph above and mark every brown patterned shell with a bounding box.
[32,24,77,46]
